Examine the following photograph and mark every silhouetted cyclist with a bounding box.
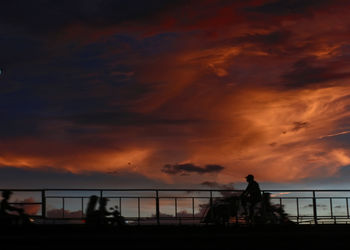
[241,174,262,223]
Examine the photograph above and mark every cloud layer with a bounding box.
[162,163,224,175]
[1,0,350,187]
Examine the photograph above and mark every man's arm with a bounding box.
[241,183,252,197]
[3,201,23,213]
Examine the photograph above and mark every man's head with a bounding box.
[2,190,12,199]
[88,195,98,206]
[245,174,254,183]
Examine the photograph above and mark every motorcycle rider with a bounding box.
[0,190,30,224]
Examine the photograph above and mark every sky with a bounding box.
[2,0,350,189]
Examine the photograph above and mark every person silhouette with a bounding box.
[240,174,262,223]
[85,195,99,225]
[98,197,112,225]
[0,190,28,225]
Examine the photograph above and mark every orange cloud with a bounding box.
[3,0,350,187]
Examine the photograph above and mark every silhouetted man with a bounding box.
[241,174,262,223]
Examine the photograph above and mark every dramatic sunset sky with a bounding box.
[2,0,350,189]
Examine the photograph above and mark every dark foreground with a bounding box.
[0,224,348,249]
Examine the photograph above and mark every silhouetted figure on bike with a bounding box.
[0,190,30,225]
[98,197,112,225]
[98,197,126,226]
[241,175,262,223]
[110,205,126,226]
[260,192,292,224]
[85,195,99,225]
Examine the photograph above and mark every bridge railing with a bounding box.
[2,189,350,225]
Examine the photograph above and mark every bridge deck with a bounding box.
[5,188,350,225]
[0,224,349,249]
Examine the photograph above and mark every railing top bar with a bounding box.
[273,189,342,192]
[9,202,42,205]
[38,188,240,192]
[0,189,45,192]
[43,189,350,192]
[44,188,239,192]
[2,188,350,192]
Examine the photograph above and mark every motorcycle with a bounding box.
[109,205,126,226]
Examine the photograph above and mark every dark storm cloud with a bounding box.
[246,0,332,15]
[62,111,202,127]
[0,116,41,138]
[76,0,188,26]
[162,163,224,175]
[0,36,45,66]
[292,121,309,132]
[237,30,291,47]
[0,166,164,188]
[283,58,350,88]
[200,181,235,190]
[0,0,188,34]
[0,35,143,139]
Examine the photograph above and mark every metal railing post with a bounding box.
[119,197,122,215]
[62,197,65,218]
[261,191,265,221]
[41,190,46,221]
[210,191,213,222]
[330,198,333,218]
[81,197,84,217]
[192,197,195,220]
[175,198,178,218]
[312,191,318,225]
[138,197,140,225]
[296,198,300,224]
[156,190,160,225]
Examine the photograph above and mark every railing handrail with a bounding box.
[3,188,350,192]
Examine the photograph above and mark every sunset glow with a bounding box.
[2,0,350,188]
